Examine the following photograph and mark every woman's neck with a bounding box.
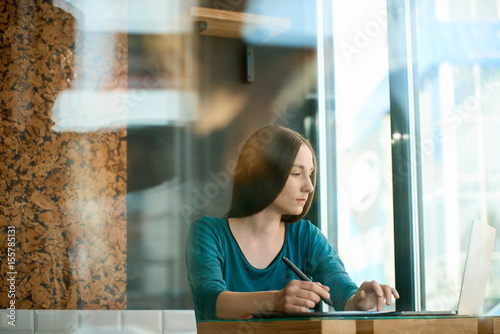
[231,210,282,237]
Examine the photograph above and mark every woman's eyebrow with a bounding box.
[292,164,314,171]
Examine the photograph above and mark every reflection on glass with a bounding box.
[0,0,127,309]
[1,0,324,310]
[124,0,322,309]
[9,0,499,315]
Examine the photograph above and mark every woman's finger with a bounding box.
[382,285,393,305]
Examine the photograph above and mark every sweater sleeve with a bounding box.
[305,223,359,311]
[185,217,227,320]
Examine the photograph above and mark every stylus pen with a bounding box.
[282,256,334,308]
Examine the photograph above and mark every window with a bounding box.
[2,0,498,314]
[320,0,396,305]
[415,0,500,312]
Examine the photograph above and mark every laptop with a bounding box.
[255,218,496,319]
[456,218,496,315]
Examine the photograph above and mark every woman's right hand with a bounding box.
[274,280,331,313]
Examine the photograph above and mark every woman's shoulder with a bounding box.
[287,219,322,241]
[190,216,228,235]
[287,220,333,256]
[288,219,319,232]
[195,215,227,225]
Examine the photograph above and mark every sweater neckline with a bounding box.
[224,218,287,270]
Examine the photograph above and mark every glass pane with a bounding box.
[1,0,128,309]
[0,0,327,310]
[329,0,395,303]
[416,0,500,313]
[126,0,321,309]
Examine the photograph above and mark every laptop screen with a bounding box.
[457,219,496,315]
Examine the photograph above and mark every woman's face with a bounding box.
[269,144,315,216]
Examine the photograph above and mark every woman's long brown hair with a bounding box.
[226,125,317,223]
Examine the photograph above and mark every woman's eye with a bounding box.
[291,173,300,176]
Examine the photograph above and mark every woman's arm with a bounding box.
[301,224,399,312]
[216,291,277,319]
[216,280,331,319]
[186,218,228,320]
[304,224,359,310]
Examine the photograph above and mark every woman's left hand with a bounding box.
[345,280,400,311]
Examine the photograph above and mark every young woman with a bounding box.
[186,125,399,320]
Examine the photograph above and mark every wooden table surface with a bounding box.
[198,316,500,334]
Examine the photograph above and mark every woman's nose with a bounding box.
[303,176,314,193]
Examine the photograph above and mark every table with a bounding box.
[198,316,500,333]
